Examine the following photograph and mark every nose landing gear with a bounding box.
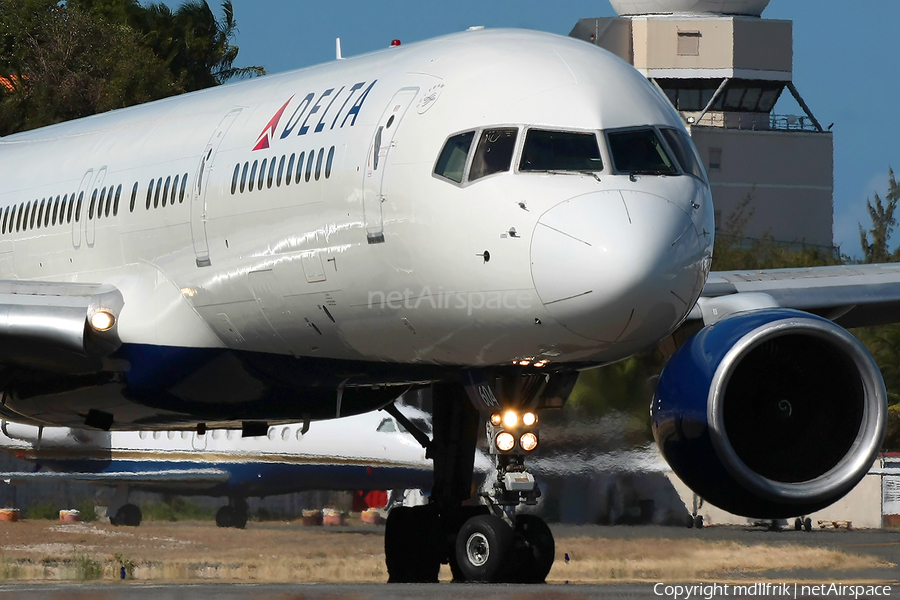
[384,380,558,584]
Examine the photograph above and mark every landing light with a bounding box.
[495,431,515,452]
[502,411,518,428]
[522,412,537,427]
[520,432,538,452]
[490,413,502,427]
[89,310,115,332]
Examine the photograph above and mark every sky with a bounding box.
[169,0,900,259]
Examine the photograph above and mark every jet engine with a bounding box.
[652,309,886,518]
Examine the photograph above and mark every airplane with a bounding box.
[0,25,894,583]
[0,404,436,528]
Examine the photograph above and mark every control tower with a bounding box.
[571,0,834,249]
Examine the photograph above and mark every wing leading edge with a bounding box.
[690,264,900,328]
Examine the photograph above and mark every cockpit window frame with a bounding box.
[605,125,682,178]
[432,129,477,186]
[432,125,522,188]
[658,126,709,185]
[516,127,606,175]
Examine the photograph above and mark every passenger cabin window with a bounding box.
[325,146,335,178]
[660,128,707,183]
[607,128,678,176]
[469,128,517,182]
[286,154,296,185]
[519,129,603,172]
[433,131,475,184]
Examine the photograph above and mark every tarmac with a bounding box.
[0,524,897,599]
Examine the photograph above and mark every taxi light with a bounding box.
[502,411,518,428]
[90,310,115,332]
[490,413,502,427]
[523,412,537,427]
[520,432,538,452]
[496,431,515,452]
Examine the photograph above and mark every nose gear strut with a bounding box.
[384,374,570,583]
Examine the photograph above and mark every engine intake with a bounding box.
[652,309,886,518]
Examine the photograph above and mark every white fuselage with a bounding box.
[0,29,713,427]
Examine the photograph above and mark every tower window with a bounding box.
[677,31,700,56]
[709,147,722,171]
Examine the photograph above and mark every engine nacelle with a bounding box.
[652,309,887,518]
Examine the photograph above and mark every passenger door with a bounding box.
[192,108,242,267]
[362,88,418,244]
[72,168,100,250]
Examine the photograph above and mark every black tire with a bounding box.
[804,517,812,532]
[794,518,803,531]
[693,515,704,529]
[384,505,441,583]
[448,505,490,582]
[216,506,234,528]
[455,514,513,582]
[115,504,142,527]
[508,514,554,583]
[232,509,248,529]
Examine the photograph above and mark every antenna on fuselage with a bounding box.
[336,38,343,60]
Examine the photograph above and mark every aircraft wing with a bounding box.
[689,264,900,328]
[0,468,230,485]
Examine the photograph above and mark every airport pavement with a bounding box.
[0,524,897,599]
[1,582,898,600]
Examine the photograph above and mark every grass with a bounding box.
[141,498,216,522]
[0,521,889,583]
[549,537,889,582]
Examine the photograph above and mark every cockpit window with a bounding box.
[607,128,678,176]
[660,128,707,183]
[376,418,396,433]
[469,128,518,182]
[434,131,475,184]
[519,129,603,172]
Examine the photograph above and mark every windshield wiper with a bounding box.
[545,170,601,182]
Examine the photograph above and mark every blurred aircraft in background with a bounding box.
[0,404,434,528]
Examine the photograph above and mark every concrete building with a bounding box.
[571,0,834,249]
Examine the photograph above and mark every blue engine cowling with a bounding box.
[652,308,887,518]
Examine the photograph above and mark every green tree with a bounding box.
[852,168,900,449]
[859,169,900,264]
[0,3,178,133]
[0,0,263,135]
[713,191,841,271]
[134,0,265,91]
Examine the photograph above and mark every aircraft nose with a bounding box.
[530,190,706,344]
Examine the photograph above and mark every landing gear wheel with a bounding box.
[448,506,490,582]
[804,517,812,532]
[794,518,803,531]
[114,504,142,527]
[232,508,248,529]
[692,515,704,529]
[455,514,513,582]
[216,506,235,528]
[384,505,441,583]
[507,514,554,583]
